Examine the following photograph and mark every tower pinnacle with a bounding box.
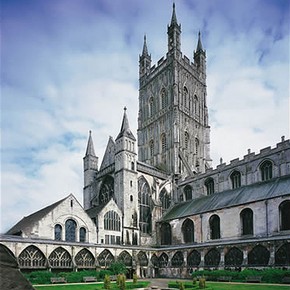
[170,2,178,26]
[196,31,204,52]
[142,35,149,56]
[85,130,96,156]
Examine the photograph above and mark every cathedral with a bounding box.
[1,4,290,278]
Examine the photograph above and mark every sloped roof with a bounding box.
[162,176,290,221]
[6,196,67,235]
[116,108,136,141]
[86,203,108,218]
[0,244,35,289]
[100,136,115,171]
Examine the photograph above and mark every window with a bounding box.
[149,140,154,158]
[205,178,214,195]
[225,247,243,267]
[99,176,114,204]
[184,132,189,150]
[48,247,72,268]
[183,87,188,108]
[195,138,199,155]
[240,208,253,235]
[18,245,46,268]
[104,211,121,231]
[171,251,184,267]
[137,251,148,266]
[204,248,220,267]
[260,160,273,181]
[75,249,95,268]
[54,224,62,241]
[248,245,270,266]
[79,227,86,242]
[161,88,167,109]
[131,161,135,170]
[160,188,171,213]
[149,97,154,117]
[118,251,133,267]
[194,95,198,115]
[65,219,76,242]
[159,252,169,267]
[275,243,290,266]
[279,201,290,231]
[138,178,152,234]
[209,215,220,239]
[184,185,192,201]
[182,218,194,243]
[160,222,172,245]
[187,250,201,267]
[98,249,114,267]
[161,133,167,153]
[231,170,241,189]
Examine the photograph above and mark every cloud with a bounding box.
[1,0,289,233]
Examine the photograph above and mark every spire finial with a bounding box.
[196,30,203,52]
[85,130,96,156]
[170,1,178,25]
[124,106,127,112]
[142,34,149,56]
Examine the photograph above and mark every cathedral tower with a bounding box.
[137,4,211,178]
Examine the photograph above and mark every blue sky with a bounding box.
[1,0,289,233]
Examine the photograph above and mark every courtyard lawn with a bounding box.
[207,282,290,290]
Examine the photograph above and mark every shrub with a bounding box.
[118,274,126,290]
[133,273,138,284]
[192,277,197,285]
[198,277,206,289]
[104,274,111,290]
[24,271,53,284]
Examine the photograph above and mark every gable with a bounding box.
[100,137,115,170]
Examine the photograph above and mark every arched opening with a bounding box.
[75,249,95,269]
[279,200,290,231]
[209,215,220,239]
[65,219,76,242]
[184,185,192,201]
[240,208,253,235]
[182,218,194,243]
[248,245,270,266]
[160,222,171,245]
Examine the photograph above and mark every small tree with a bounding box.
[118,274,126,290]
[192,277,197,286]
[104,274,111,290]
[199,277,206,289]
[133,273,138,284]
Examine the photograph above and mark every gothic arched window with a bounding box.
[138,178,152,234]
[187,250,201,267]
[151,254,159,267]
[98,249,114,267]
[54,224,62,241]
[260,160,273,181]
[18,245,46,268]
[160,188,171,213]
[183,87,189,108]
[75,249,95,268]
[48,247,72,268]
[248,245,270,266]
[161,88,167,109]
[79,227,87,242]
[182,218,194,243]
[231,170,241,189]
[184,132,189,150]
[161,133,167,153]
[225,247,243,267]
[118,251,132,267]
[209,214,220,240]
[159,252,169,267]
[275,243,290,266]
[172,251,184,267]
[104,211,121,231]
[194,95,199,115]
[160,222,172,245]
[205,178,214,195]
[240,208,253,235]
[137,251,148,266]
[279,200,290,231]
[65,219,76,242]
[204,248,220,267]
[184,185,192,201]
[149,140,154,158]
[149,97,154,117]
[99,176,114,204]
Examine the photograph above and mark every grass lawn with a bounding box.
[207,282,290,290]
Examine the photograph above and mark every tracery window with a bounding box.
[184,132,189,150]
[205,178,214,195]
[160,222,172,245]
[275,243,290,266]
[182,218,194,243]
[118,250,132,267]
[240,208,253,235]
[161,133,167,153]
[79,227,86,242]
[54,224,62,241]
[161,88,167,109]
[149,97,154,117]
[248,245,270,266]
[99,176,114,204]
[151,254,159,267]
[18,246,46,268]
[65,219,76,242]
[171,251,184,267]
[194,95,199,115]
[184,185,192,201]
[195,138,199,156]
[209,214,220,240]
[279,200,290,231]
[204,248,220,267]
[187,250,201,267]
[225,247,243,267]
[159,252,169,267]
[160,188,171,213]
[104,211,121,231]
[138,177,152,234]
[230,170,241,189]
[260,160,273,181]
[137,251,148,266]
[98,249,114,267]
[183,87,189,108]
[75,249,95,268]
[48,247,72,268]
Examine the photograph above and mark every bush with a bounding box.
[24,271,53,284]
[133,273,138,284]
[118,274,126,290]
[198,277,206,289]
[104,274,111,290]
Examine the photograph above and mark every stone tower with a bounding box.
[114,108,139,245]
[137,4,211,178]
[83,131,98,210]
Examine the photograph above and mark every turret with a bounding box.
[83,131,98,209]
[194,31,206,74]
[167,3,181,53]
[139,35,151,77]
